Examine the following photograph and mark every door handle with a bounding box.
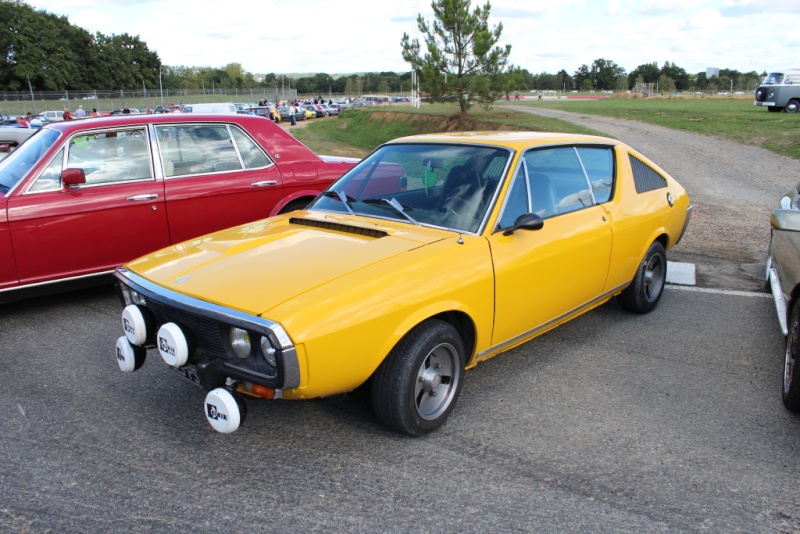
[251,180,278,187]
[127,194,159,201]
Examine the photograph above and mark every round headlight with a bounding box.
[260,336,277,367]
[230,327,252,359]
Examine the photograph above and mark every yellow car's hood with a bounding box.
[126,212,450,315]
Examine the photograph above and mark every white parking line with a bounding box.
[665,261,771,298]
[667,285,772,298]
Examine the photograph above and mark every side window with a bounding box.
[157,124,242,177]
[67,128,153,185]
[524,147,594,217]
[576,147,614,203]
[28,148,65,192]
[497,165,529,229]
[629,154,667,193]
[230,126,271,169]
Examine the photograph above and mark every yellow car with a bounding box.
[114,131,692,435]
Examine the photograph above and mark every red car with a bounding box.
[0,113,357,302]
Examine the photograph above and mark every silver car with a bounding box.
[766,183,800,409]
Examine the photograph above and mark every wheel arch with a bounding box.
[432,310,477,362]
[788,283,800,327]
[380,309,477,372]
[272,194,315,215]
[631,232,670,275]
[654,232,669,251]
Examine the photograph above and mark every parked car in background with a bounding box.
[182,102,237,114]
[0,122,38,150]
[37,110,65,123]
[321,104,340,116]
[247,106,280,122]
[276,105,305,122]
[754,69,800,113]
[0,113,357,302]
[110,108,143,115]
[304,104,327,118]
[112,131,692,436]
[765,183,800,409]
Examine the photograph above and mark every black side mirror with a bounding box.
[503,213,544,236]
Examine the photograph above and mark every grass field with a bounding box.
[515,95,800,159]
[5,92,797,160]
[295,96,800,161]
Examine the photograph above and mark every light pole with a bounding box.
[159,67,164,108]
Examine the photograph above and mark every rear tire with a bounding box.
[371,319,465,436]
[617,241,667,314]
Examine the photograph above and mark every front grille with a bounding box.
[146,298,225,355]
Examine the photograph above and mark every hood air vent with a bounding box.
[289,217,388,238]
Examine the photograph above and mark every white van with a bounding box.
[754,69,800,113]
[181,102,237,114]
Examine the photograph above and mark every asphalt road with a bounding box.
[2,283,798,532]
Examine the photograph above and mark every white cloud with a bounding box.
[19,0,800,76]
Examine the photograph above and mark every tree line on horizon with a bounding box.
[1,0,765,98]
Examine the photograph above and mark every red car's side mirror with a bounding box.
[61,168,86,188]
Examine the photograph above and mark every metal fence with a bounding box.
[0,88,301,115]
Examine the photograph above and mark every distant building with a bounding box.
[706,68,720,78]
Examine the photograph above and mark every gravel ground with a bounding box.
[502,105,800,292]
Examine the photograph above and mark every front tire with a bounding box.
[371,319,465,436]
[782,302,800,411]
[786,100,800,113]
[617,241,667,314]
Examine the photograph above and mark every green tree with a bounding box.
[0,0,94,90]
[627,62,660,89]
[591,58,626,91]
[658,74,676,93]
[222,62,246,90]
[573,64,591,90]
[94,33,160,90]
[401,0,512,117]
[556,70,573,92]
[660,61,689,91]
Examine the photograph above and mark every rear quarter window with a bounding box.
[629,154,667,193]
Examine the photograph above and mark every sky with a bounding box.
[24,0,800,78]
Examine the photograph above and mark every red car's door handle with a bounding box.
[127,194,159,201]
[251,180,278,187]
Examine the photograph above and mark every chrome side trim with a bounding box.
[0,270,114,293]
[769,266,789,336]
[115,267,301,389]
[475,283,628,361]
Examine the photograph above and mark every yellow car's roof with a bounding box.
[389,131,617,149]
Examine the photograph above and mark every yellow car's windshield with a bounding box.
[311,143,511,234]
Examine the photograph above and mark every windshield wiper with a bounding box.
[363,197,419,225]
[321,189,356,215]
